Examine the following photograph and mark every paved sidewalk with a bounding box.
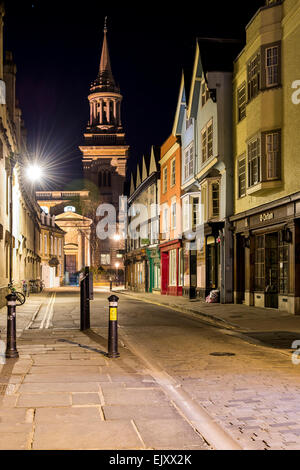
[114,290,300,353]
[0,294,46,335]
[0,328,210,450]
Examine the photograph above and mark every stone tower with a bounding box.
[79,19,129,276]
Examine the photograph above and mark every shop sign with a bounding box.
[260,212,274,223]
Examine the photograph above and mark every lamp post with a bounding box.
[8,155,17,284]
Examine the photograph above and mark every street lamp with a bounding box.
[25,163,44,183]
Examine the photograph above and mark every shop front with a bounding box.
[146,247,161,294]
[160,240,183,296]
[231,193,300,314]
[124,249,148,292]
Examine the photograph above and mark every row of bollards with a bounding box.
[80,267,120,358]
[5,267,120,361]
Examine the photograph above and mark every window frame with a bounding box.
[201,119,213,164]
[170,157,176,187]
[237,82,246,122]
[237,155,246,198]
[265,45,279,88]
[247,137,261,187]
[183,144,194,181]
[163,166,168,194]
[265,131,280,180]
[247,52,261,101]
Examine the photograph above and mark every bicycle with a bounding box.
[8,281,26,306]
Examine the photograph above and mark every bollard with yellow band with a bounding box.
[6,293,19,359]
[108,294,120,358]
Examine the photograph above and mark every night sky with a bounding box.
[3,0,264,190]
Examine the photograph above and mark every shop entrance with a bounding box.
[206,236,220,297]
[265,232,279,309]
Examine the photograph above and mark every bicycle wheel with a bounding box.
[15,292,26,306]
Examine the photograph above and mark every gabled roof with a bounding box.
[187,37,243,118]
[129,173,135,196]
[172,44,195,137]
[148,145,160,175]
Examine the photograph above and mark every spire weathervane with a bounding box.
[104,16,107,33]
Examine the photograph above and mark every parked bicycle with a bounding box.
[8,281,26,306]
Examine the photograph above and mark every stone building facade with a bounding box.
[0,4,41,306]
[231,0,300,314]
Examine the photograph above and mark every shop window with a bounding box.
[255,235,265,291]
[279,240,289,294]
[169,249,177,287]
[100,253,110,265]
[178,248,183,287]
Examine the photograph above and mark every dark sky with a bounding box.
[3,0,264,190]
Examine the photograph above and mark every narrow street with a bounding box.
[1,288,300,450]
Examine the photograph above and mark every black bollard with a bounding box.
[80,275,90,331]
[5,293,19,359]
[107,294,120,358]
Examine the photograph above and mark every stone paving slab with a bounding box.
[35,406,103,424]
[0,432,31,450]
[134,419,206,449]
[23,373,110,383]
[102,404,181,421]
[101,388,168,406]
[18,382,101,393]
[32,421,143,450]
[16,392,72,408]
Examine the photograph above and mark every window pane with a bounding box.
[238,158,246,197]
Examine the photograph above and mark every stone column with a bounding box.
[99,100,103,124]
[118,101,121,126]
[90,101,93,125]
[113,99,117,122]
[106,99,110,123]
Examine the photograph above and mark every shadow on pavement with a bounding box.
[244,331,300,349]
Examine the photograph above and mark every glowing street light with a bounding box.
[113,233,121,241]
[26,164,43,183]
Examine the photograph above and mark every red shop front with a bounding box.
[160,240,183,296]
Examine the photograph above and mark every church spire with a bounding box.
[91,17,119,93]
